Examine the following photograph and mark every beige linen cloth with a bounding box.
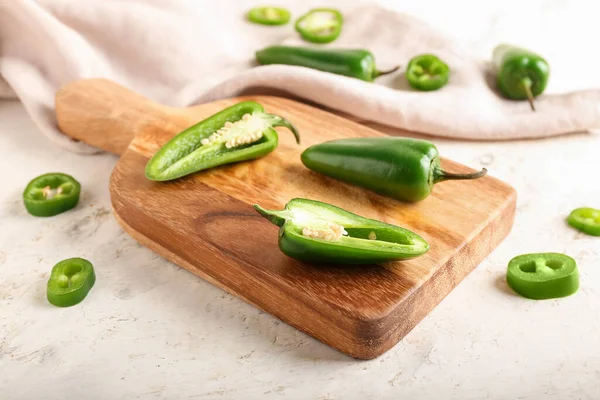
[1,0,599,153]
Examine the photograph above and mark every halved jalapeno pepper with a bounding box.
[145,101,300,181]
[248,6,290,26]
[567,207,600,236]
[506,253,579,300]
[254,198,429,264]
[295,8,343,44]
[23,173,81,217]
[406,54,450,91]
[47,258,96,307]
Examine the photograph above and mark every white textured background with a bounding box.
[1,1,599,399]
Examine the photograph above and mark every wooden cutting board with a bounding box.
[55,79,516,360]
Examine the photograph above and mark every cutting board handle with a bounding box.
[55,79,170,155]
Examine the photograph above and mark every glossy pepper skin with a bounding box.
[145,101,300,181]
[47,258,96,307]
[254,198,429,264]
[295,8,343,44]
[493,44,550,111]
[256,46,399,82]
[301,137,487,203]
[406,54,450,91]
[567,207,600,236]
[23,173,81,217]
[506,253,578,300]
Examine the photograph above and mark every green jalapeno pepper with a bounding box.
[406,54,450,91]
[295,8,343,44]
[23,173,81,217]
[247,6,290,26]
[47,257,96,307]
[254,198,429,264]
[301,137,487,203]
[493,44,550,111]
[145,101,300,181]
[255,46,399,82]
[568,207,600,236]
[506,253,578,300]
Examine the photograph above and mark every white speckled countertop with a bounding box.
[1,1,600,399]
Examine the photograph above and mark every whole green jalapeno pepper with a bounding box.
[145,101,300,181]
[406,54,450,91]
[493,44,550,111]
[295,8,343,44]
[255,46,399,82]
[301,137,487,203]
[47,257,96,307]
[23,173,81,217]
[506,253,578,300]
[254,198,429,264]
[567,207,600,236]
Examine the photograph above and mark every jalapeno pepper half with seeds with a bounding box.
[506,253,578,300]
[301,137,487,203]
[247,6,290,26]
[295,8,343,44]
[254,198,429,264]
[493,44,550,111]
[406,54,450,91]
[23,173,81,217]
[145,101,300,181]
[568,207,600,236]
[256,46,399,82]
[47,258,96,307]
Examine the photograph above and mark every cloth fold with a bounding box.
[1,0,598,153]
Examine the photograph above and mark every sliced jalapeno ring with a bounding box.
[406,54,450,91]
[567,207,600,236]
[47,257,96,307]
[23,173,81,217]
[145,101,300,181]
[295,8,343,44]
[254,198,429,264]
[248,6,290,26]
[506,253,579,300]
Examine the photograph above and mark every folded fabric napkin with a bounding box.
[1,0,598,153]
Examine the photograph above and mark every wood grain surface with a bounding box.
[56,79,516,359]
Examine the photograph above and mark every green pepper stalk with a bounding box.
[301,137,487,203]
[23,173,81,217]
[295,8,343,44]
[145,101,300,181]
[493,44,550,111]
[406,54,450,91]
[254,198,429,264]
[256,46,399,82]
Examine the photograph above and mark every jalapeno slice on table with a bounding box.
[47,258,96,307]
[568,207,600,236]
[248,6,290,26]
[506,253,579,300]
[23,173,81,217]
[145,101,300,181]
[406,54,450,91]
[254,198,429,264]
[295,8,343,44]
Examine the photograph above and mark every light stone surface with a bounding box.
[1,1,600,399]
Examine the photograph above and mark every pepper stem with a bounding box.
[267,114,301,145]
[520,77,536,111]
[374,65,400,79]
[434,167,487,183]
[253,204,286,227]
